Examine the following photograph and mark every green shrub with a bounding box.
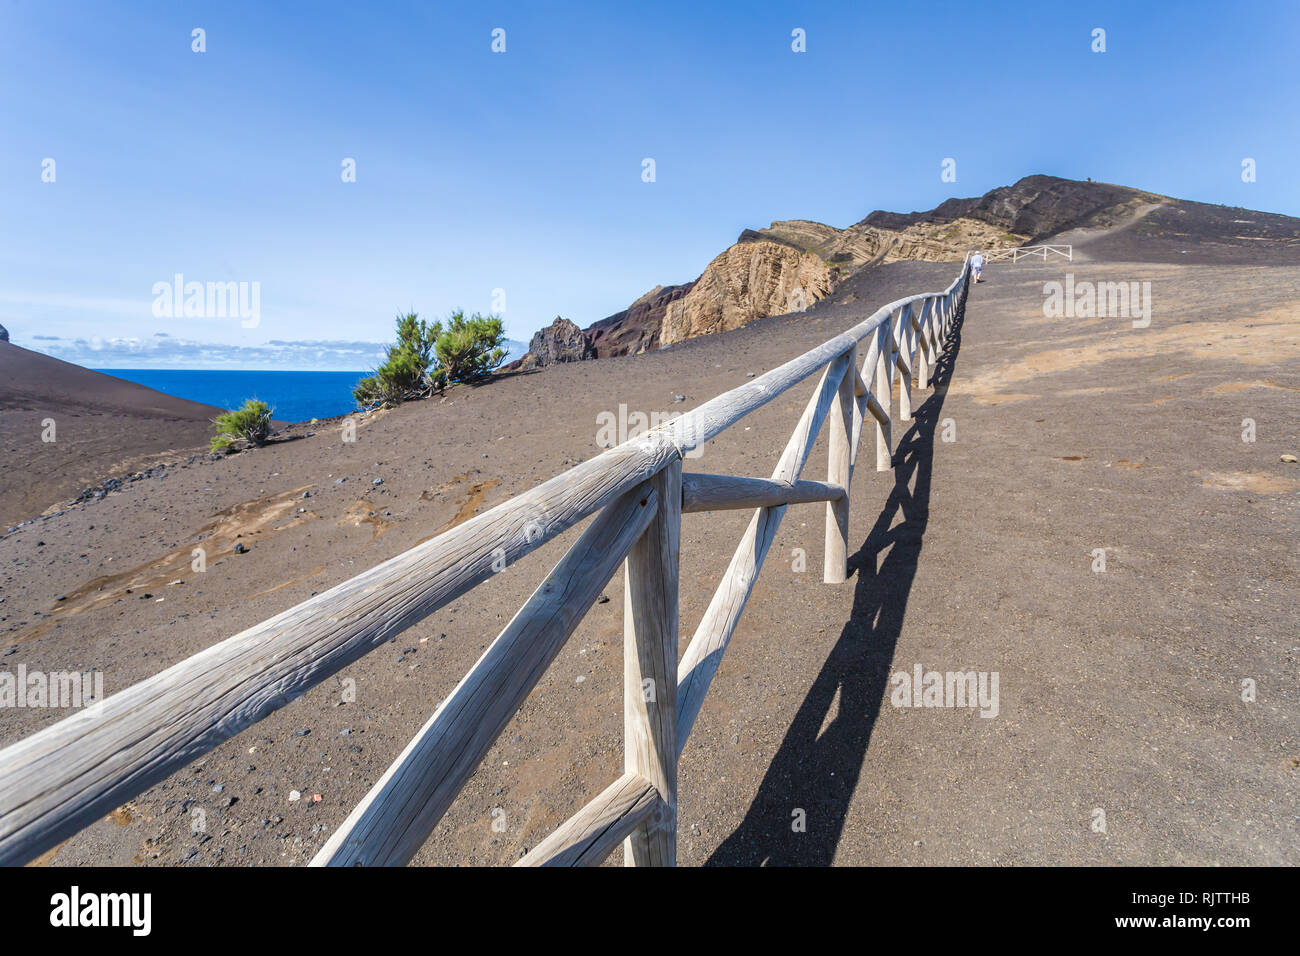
[353,312,438,408]
[211,399,273,453]
[354,310,505,409]
[434,310,506,385]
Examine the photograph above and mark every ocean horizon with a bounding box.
[96,368,368,423]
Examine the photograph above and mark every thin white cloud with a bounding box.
[0,290,151,315]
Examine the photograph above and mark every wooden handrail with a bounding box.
[311,481,660,866]
[0,256,972,867]
[675,348,855,749]
[681,474,846,513]
[514,772,661,867]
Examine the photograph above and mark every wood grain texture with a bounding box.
[914,298,933,389]
[623,461,680,867]
[824,345,855,584]
[676,350,853,750]
[873,324,894,472]
[312,481,661,866]
[850,391,868,471]
[515,773,660,867]
[0,437,678,866]
[681,473,845,513]
[896,305,914,422]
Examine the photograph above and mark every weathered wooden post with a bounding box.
[873,323,893,471]
[824,346,855,583]
[931,296,946,362]
[915,298,932,390]
[897,304,913,422]
[623,459,681,866]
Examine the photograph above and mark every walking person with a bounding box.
[970,250,985,283]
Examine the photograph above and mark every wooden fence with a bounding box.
[0,257,972,867]
[981,244,1072,263]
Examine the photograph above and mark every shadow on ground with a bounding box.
[706,300,967,866]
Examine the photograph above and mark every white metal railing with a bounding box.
[981,244,1072,263]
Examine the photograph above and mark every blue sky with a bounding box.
[2,0,1297,368]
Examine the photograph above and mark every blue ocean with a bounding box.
[97,369,369,423]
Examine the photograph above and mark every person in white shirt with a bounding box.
[970,251,985,283]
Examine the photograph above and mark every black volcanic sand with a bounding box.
[0,344,225,529]
[1,243,1297,866]
[1054,199,1300,265]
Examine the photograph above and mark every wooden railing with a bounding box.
[982,243,1072,262]
[0,257,972,867]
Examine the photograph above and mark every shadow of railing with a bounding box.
[705,300,966,866]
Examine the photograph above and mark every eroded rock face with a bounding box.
[586,282,694,358]
[660,241,835,346]
[657,206,1029,348]
[525,316,595,366]
[0,324,8,343]
[753,216,1024,270]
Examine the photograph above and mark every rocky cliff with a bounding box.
[660,240,837,346]
[514,175,1300,366]
[521,316,595,367]
[586,282,694,358]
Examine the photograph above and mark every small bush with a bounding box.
[434,310,507,385]
[353,312,438,408]
[354,310,506,409]
[211,399,273,453]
